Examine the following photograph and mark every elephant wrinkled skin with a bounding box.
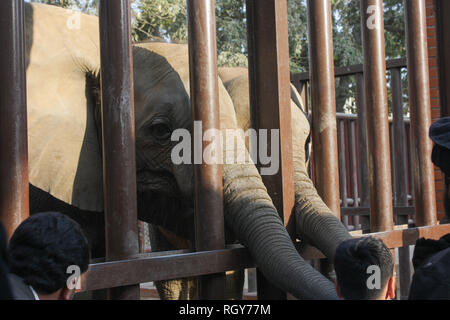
[24,3,351,300]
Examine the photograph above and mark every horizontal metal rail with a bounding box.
[78,224,450,292]
[291,57,407,82]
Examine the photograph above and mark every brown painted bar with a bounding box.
[338,120,348,227]
[291,58,407,82]
[98,0,140,300]
[341,206,414,217]
[78,224,450,292]
[187,0,226,300]
[436,0,450,117]
[349,120,360,229]
[404,0,437,227]
[0,0,29,239]
[80,245,254,292]
[391,67,412,299]
[356,73,370,230]
[307,0,341,218]
[246,0,294,300]
[360,0,394,232]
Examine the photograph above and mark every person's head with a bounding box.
[8,212,89,300]
[334,237,395,300]
[408,234,450,300]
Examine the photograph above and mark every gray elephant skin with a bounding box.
[23,3,351,300]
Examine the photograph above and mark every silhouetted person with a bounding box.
[408,233,450,300]
[334,237,395,300]
[8,212,89,300]
[429,117,450,223]
[0,223,13,300]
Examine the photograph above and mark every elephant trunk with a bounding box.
[222,162,338,299]
[293,164,352,261]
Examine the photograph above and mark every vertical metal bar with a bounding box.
[307,0,341,218]
[356,73,370,230]
[246,0,294,300]
[404,0,437,226]
[338,120,349,228]
[98,0,139,300]
[187,0,226,300]
[349,120,360,229]
[392,68,408,222]
[360,0,394,232]
[0,0,29,239]
[391,67,411,299]
[436,0,450,117]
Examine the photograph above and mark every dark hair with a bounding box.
[8,212,89,294]
[334,237,394,300]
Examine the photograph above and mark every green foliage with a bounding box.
[29,0,408,114]
[132,0,187,43]
[29,0,98,14]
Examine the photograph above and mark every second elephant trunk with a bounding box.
[294,165,352,261]
[222,162,338,300]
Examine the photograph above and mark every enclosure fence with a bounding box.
[1,0,449,300]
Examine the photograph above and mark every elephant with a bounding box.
[22,3,351,300]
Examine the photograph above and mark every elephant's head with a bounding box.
[26,3,342,299]
[129,43,340,299]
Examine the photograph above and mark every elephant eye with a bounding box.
[150,122,172,141]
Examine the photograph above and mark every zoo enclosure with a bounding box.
[1,0,450,300]
[292,58,415,231]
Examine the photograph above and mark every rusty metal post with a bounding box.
[349,120,360,229]
[404,0,437,227]
[356,73,370,231]
[391,67,411,299]
[338,120,349,228]
[246,0,294,300]
[0,0,29,239]
[98,0,140,300]
[187,0,226,300]
[360,0,394,232]
[307,0,341,218]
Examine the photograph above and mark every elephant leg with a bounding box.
[148,224,197,300]
[225,270,245,300]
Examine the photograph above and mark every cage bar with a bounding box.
[98,0,140,300]
[246,0,294,300]
[307,0,341,218]
[187,0,226,300]
[360,0,394,232]
[404,0,437,227]
[0,0,29,239]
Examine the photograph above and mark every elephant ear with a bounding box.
[26,3,104,212]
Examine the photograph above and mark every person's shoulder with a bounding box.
[8,273,35,300]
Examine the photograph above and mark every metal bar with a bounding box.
[360,0,394,232]
[291,58,407,82]
[404,0,437,227]
[341,206,414,217]
[349,120,360,229]
[187,0,226,300]
[78,224,450,292]
[80,245,254,292]
[246,0,294,300]
[392,68,409,218]
[0,0,29,239]
[356,73,370,230]
[307,0,341,218]
[391,67,411,299]
[338,120,349,228]
[98,0,139,300]
[436,0,450,117]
